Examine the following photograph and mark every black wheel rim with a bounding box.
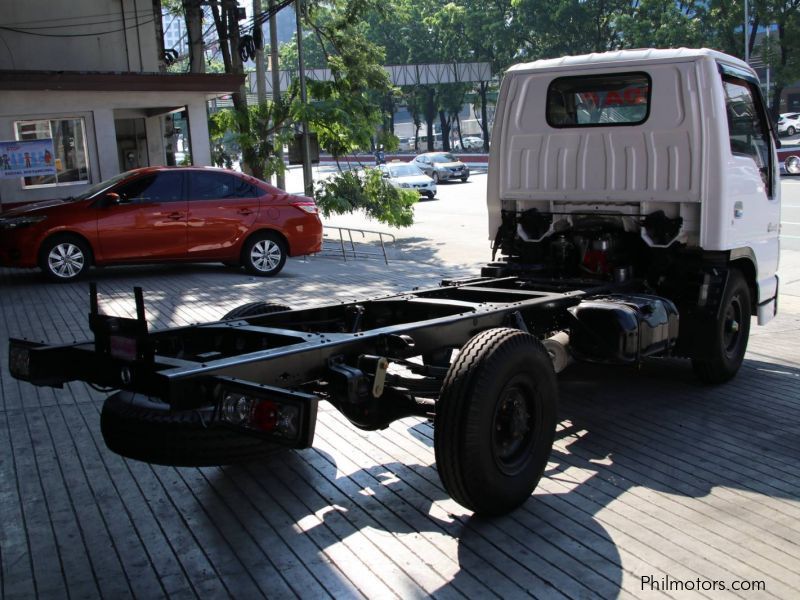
[491,375,538,475]
[723,295,743,356]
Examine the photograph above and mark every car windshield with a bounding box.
[72,170,138,201]
[389,164,423,177]
[432,153,457,163]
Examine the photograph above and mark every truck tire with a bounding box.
[100,392,282,466]
[222,301,291,320]
[434,328,558,515]
[692,269,752,384]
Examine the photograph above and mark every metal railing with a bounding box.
[322,226,396,265]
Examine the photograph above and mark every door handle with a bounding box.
[237,208,253,216]
[167,212,183,221]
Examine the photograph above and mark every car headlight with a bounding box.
[0,215,47,230]
[400,183,410,188]
[786,155,800,174]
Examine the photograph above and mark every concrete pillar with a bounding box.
[93,109,120,180]
[186,100,211,166]
[145,116,165,166]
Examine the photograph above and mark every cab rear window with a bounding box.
[546,72,651,127]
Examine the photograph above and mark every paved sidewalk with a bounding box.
[1,253,799,599]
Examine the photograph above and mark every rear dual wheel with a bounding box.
[434,328,558,516]
[222,301,291,320]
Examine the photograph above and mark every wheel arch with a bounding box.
[240,227,290,259]
[729,250,757,316]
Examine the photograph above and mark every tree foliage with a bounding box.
[314,169,418,227]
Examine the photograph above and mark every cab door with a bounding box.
[96,171,187,262]
[721,70,781,278]
[186,171,260,259]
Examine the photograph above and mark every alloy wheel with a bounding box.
[250,239,282,272]
[48,242,85,279]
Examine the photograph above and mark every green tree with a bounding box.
[296,0,419,221]
[314,169,417,227]
[210,97,294,179]
[761,1,800,116]
[615,0,706,49]
[510,0,624,58]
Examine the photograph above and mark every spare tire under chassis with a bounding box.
[101,392,282,466]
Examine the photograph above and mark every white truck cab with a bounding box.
[486,48,780,382]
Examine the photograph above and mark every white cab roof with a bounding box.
[506,48,753,75]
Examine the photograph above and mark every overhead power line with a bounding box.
[2,14,154,31]
[0,18,156,39]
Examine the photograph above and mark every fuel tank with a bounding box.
[568,294,679,364]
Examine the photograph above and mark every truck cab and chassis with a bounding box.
[9,49,781,516]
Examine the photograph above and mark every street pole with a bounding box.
[269,0,285,190]
[744,0,749,63]
[296,0,314,197]
[254,0,267,102]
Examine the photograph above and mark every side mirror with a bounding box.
[105,192,122,205]
[382,171,390,178]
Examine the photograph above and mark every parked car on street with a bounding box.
[0,166,322,281]
[378,162,437,198]
[455,136,484,149]
[396,136,413,152]
[412,152,470,183]
[777,112,800,136]
[778,144,800,175]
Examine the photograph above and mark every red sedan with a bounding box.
[0,167,322,281]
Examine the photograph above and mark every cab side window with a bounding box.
[722,75,773,196]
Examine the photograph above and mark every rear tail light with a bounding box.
[291,200,319,214]
[217,383,318,447]
[221,390,299,437]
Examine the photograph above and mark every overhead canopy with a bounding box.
[0,71,245,94]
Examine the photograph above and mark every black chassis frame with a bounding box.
[9,276,618,448]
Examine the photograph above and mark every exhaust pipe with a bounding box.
[543,331,573,374]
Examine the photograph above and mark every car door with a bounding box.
[95,171,187,262]
[186,171,260,259]
[415,156,431,177]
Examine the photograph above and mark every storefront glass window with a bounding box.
[15,118,90,187]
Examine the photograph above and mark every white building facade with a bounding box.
[0,0,242,208]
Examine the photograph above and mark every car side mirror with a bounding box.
[382,171,390,178]
[105,192,122,205]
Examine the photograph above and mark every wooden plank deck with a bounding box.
[1,256,798,599]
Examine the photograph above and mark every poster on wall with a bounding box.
[0,139,57,179]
